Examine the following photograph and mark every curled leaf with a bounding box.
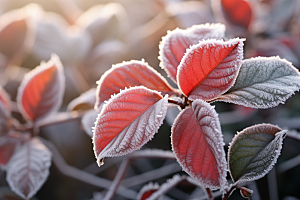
[6,137,52,199]
[81,107,102,138]
[215,56,300,108]
[177,38,244,101]
[228,124,286,184]
[93,86,168,166]
[95,60,175,108]
[67,88,96,111]
[171,99,227,189]
[159,23,225,83]
[17,54,65,122]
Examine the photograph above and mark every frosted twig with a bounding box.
[40,139,137,199]
[278,153,300,173]
[131,149,176,160]
[104,158,130,200]
[122,162,181,187]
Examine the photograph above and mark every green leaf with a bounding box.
[214,56,300,108]
[228,123,286,184]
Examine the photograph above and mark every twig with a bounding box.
[267,168,278,200]
[205,188,214,200]
[278,153,300,173]
[122,162,181,187]
[40,139,137,199]
[104,158,130,200]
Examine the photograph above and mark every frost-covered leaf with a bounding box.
[81,107,102,138]
[228,124,286,184]
[171,99,227,189]
[17,54,65,122]
[159,23,225,83]
[177,38,244,101]
[95,60,175,108]
[93,86,168,166]
[137,182,160,200]
[0,134,22,167]
[215,57,300,108]
[67,88,96,111]
[6,137,52,199]
[221,0,252,30]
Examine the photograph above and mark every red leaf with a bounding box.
[159,24,225,83]
[171,100,227,189]
[95,60,175,108]
[137,182,159,200]
[17,54,65,122]
[221,0,252,30]
[177,38,244,101]
[93,86,168,166]
[0,134,22,167]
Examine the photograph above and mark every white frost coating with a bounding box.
[93,86,169,166]
[16,54,65,122]
[137,182,160,200]
[147,174,184,200]
[228,124,286,184]
[215,56,300,108]
[95,59,174,108]
[172,99,227,190]
[6,138,52,199]
[81,109,101,137]
[67,88,97,111]
[177,38,244,101]
[132,149,175,160]
[159,23,226,83]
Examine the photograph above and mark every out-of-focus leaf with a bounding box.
[215,57,300,108]
[32,12,92,65]
[166,1,215,28]
[95,60,176,108]
[67,88,96,111]
[75,3,127,46]
[177,38,244,101]
[17,55,65,122]
[0,134,22,167]
[228,124,286,183]
[137,182,159,200]
[221,0,253,30]
[6,137,52,199]
[171,100,227,189]
[159,23,225,83]
[93,86,168,166]
[0,4,38,67]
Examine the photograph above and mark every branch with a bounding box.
[40,139,137,199]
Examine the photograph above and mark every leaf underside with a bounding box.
[228,123,286,184]
[171,99,227,189]
[159,23,225,83]
[6,137,52,199]
[215,56,300,108]
[177,38,244,101]
[93,86,168,166]
[95,60,175,108]
[17,54,65,122]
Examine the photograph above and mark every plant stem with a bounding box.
[205,188,214,200]
[222,185,237,200]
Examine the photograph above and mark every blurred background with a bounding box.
[0,0,300,199]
